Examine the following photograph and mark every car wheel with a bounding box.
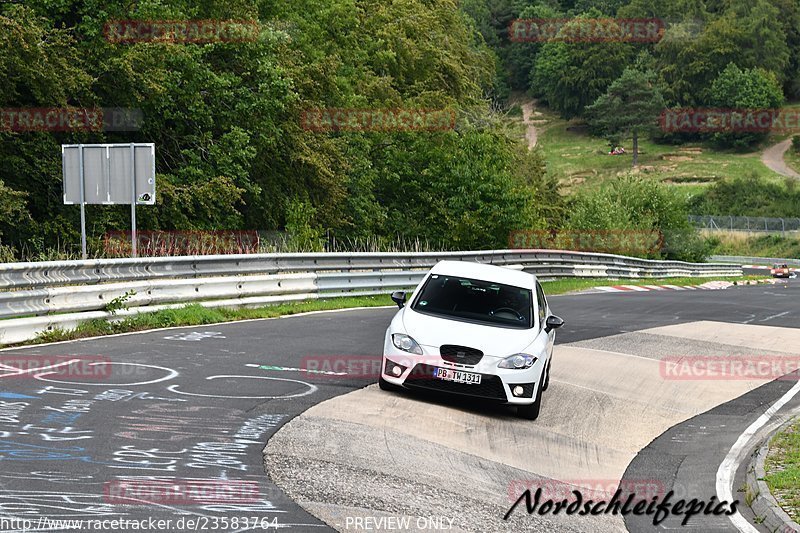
[542,358,551,391]
[379,376,401,392]
[518,374,544,420]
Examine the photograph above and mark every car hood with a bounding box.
[401,308,535,357]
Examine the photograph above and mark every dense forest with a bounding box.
[0,0,798,261]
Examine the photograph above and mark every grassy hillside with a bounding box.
[510,99,789,197]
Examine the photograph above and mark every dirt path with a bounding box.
[762,138,800,178]
[520,100,538,149]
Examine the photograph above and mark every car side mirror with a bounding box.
[391,291,407,309]
[545,315,564,332]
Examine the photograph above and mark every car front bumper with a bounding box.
[381,338,543,405]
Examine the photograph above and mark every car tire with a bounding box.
[379,376,401,392]
[542,358,551,391]
[518,374,544,420]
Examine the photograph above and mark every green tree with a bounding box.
[708,63,784,148]
[530,12,634,119]
[375,130,542,249]
[652,0,788,106]
[585,68,665,166]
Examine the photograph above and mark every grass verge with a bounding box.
[27,295,391,346]
[14,275,761,348]
[765,418,800,522]
[707,232,800,259]
[532,103,790,194]
[785,141,800,175]
[539,120,782,193]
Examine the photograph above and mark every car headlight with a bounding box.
[391,333,423,355]
[497,353,538,369]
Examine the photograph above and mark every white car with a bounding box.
[379,260,564,419]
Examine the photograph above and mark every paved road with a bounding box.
[267,282,800,533]
[0,282,797,532]
[762,138,800,178]
[0,310,391,532]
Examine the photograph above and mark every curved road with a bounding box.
[0,283,797,532]
[762,138,800,178]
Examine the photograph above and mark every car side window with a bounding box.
[535,282,547,330]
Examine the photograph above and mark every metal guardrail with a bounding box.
[0,250,741,345]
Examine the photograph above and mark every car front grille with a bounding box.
[404,364,507,401]
[440,344,484,365]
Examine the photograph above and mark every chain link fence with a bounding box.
[689,215,800,234]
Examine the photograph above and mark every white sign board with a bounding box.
[62,143,156,258]
[62,143,155,205]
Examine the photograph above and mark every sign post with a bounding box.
[78,145,87,259]
[130,143,137,257]
[62,143,156,259]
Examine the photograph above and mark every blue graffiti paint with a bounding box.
[0,441,112,465]
[41,412,83,426]
[0,392,37,400]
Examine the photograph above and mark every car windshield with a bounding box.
[411,274,533,329]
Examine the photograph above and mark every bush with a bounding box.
[793,136,800,153]
[567,176,705,261]
[707,64,785,149]
[285,199,325,252]
[690,173,800,217]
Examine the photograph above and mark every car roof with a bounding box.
[429,260,537,290]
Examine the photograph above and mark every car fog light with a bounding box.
[385,360,407,377]
[513,386,524,397]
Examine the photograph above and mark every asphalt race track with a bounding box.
[0,280,798,532]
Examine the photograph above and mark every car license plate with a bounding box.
[433,367,481,385]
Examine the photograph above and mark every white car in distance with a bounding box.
[380,260,564,420]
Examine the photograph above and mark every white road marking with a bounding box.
[34,362,179,386]
[717,379,800,532]
[0,359,79,379]
[168,375,318,399]
[245,363,347,376]
[759,311,790,322]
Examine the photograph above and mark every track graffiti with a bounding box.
[167,376,317,399]
[35,363,179,387]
